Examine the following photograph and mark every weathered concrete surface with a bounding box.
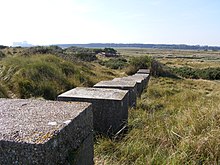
[132,74,150,88]
[58,87,129,136]
[137,69,151,74]
[0,99,93,165]
[94,80,137,107]
[113,76,144,96]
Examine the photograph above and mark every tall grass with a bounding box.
[0,54,117,99]
[99,57,128,69]
[125,56,152,75]
[0,83,8,98]
[95,77,220,164]
[172,66,220,80]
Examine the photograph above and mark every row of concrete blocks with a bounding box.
[0,69,150,165]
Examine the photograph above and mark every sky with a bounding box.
[0,0,220,46]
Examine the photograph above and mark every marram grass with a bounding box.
[0,54,120,99]
[95,77,220,165]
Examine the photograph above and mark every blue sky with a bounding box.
[1,0,220,46]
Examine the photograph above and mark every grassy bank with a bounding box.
[2,46,220,164]
[0,48,121,99]
[95,77,220,164]
[0,47,152,99]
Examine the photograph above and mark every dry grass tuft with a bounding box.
[95,77,220,164]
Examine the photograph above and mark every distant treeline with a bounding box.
[2,43,220,51]
[55,43,220,51]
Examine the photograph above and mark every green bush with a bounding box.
[64,46,97,61]
[99,57,127,69]
[0,45,8,49]
[104,48,117,54]
[74,53,97,62]
[21,45,99,63]
[22,46,63,56]
[130,55,151,68]
[65,46,93,54]
[126,55,152,75]
[93,48,103,54]
[172,67,220,80]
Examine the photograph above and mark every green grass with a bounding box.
[95,77,220,164]
[125,55,152,75]
[0,83,8,98]
[1,47,220,164]
[0,53,119,99]
[99,57,128,69]
[171,66,220,80]
[0,54,79,99]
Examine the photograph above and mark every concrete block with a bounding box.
[58,87,129,136]
[94,80,137,107]
[132,74,150,88]
[0,99,93,165]
[137,69,151,74]
[112,76,144,96]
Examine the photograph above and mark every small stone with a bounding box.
[48,122,57,126]
[63,120,71,125]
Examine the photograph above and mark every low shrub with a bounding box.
[64,46,97,62]
[126,55,152,75]
[74,53,97,62]
[0,45,8,49]
[99,57,127,69]
[130,55,151,69]
[22,46,63,56]
[104,48,117,54]
[172,67,220,80]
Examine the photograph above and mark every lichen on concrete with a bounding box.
[58,87,127,101]
[58,87,129,136]
[94,80,138,107]
[137,69,151,74]
[113,76,144,96]
[0,98,93,165]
